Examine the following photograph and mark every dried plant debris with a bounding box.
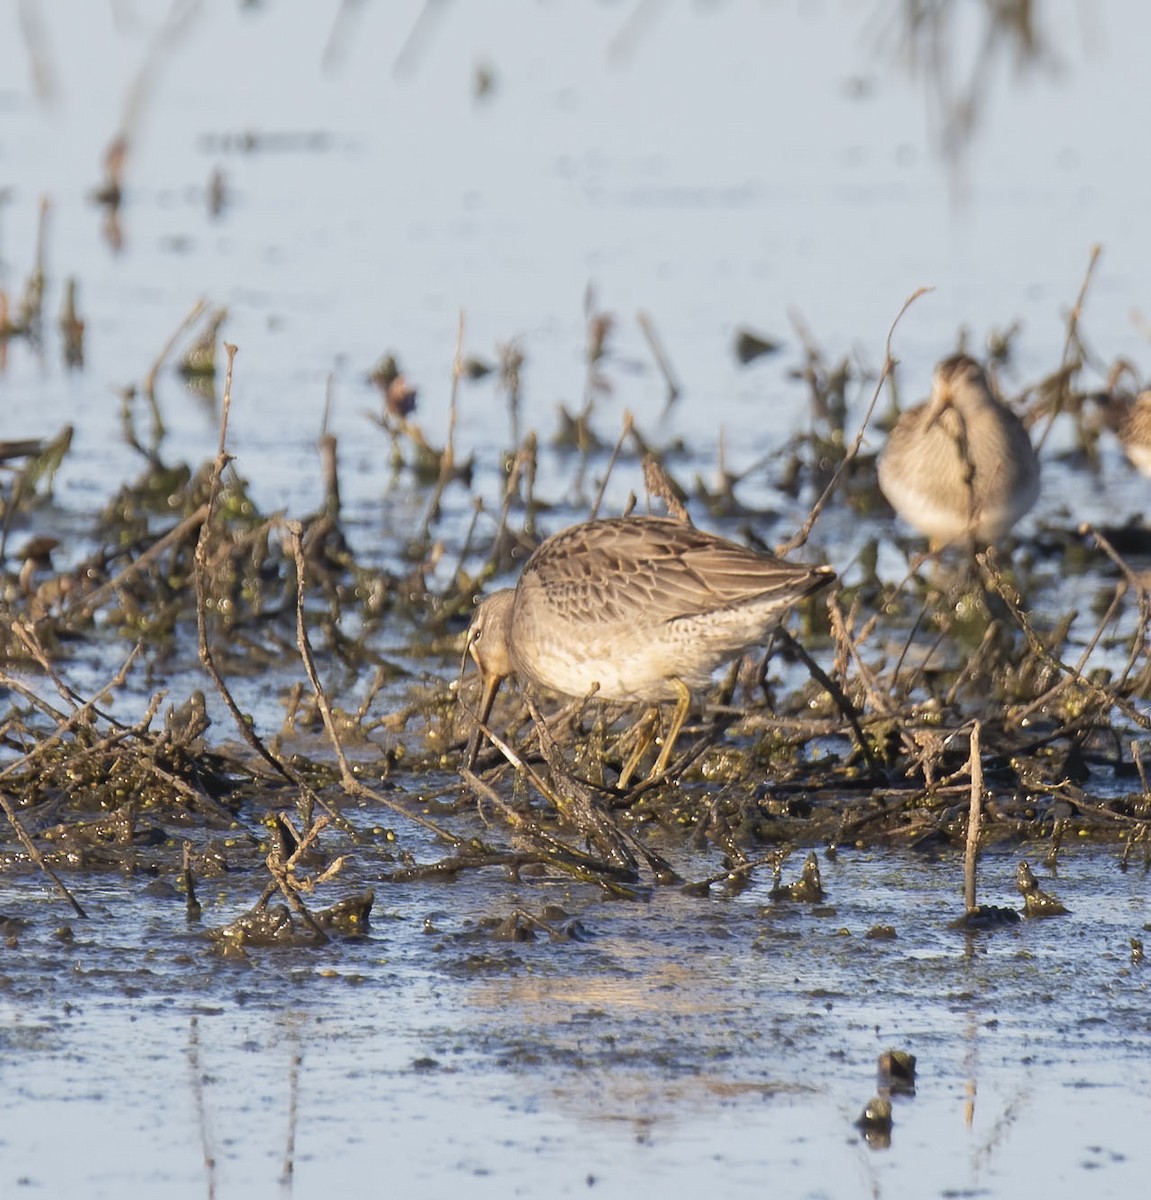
[5,270,1151,928]
[1015,860,1069,916]
[856,1093,893,1147]
[877,1049,917,1094]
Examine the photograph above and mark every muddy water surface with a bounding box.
[3,843,1150,1198]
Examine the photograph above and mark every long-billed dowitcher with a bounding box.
[878,354,1040,547]
[1117,391,1151,476]
[464,515,835,780]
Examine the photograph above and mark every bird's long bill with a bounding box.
[464,669,503,770]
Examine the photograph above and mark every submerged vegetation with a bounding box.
[3,241,1151,941]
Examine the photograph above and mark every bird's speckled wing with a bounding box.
[518,516,830,627]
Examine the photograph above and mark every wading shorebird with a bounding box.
[878,354,1040,548]
[1116,390,1151,477]
[464,515,835,782]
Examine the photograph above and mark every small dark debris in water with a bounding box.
[371,353,418,418]
[771,850,824,902]
[1131,938,1144,965]
[473,62,497,100]
[951,905,1022,930]
[0,915,28,947]
[182,845,202,923]
[865,925,897,940]
[178,307,227,379]
[267,813,300,862]
[59,276,85,369]
[208,893,365,954]
[552,403,605,451]
[1016,861,1069,917]
[385,373,418,419]
[453,952,524,977]
[482,908,587,943]
[411,1056,441,1073]
[142,878,180,900]
[461,355,494,379]
[210,904,295,952]
[877,1049,917,1094]
[314,890,374,936]
[856,1093,893,1144]
[207,166,227,217]
[733,328,781,364]
[489,913,536,942]
[539,904,590,940]
[90,134,127,208]
[1079,523,1151,558]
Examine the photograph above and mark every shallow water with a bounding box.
[4,3,1151,1197]
[2,845,1149,1198]
[3,2,1150,531]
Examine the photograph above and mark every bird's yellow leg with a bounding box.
[650,678,692,780]
[617,707,659,790]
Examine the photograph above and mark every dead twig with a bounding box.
[777,285,932,557]
[964,721,983,913]
[194,344,295,783]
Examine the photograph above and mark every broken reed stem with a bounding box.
[182,842,202,921]
[0,645,141,784]
[1071,581,1125,678]
[827,594,898,720]
[265,859,330,944]
[775,624,881,776]
[641,452,690,523]
[1080,522,1151,689]
[980,548,1151,731]
[419,309,465,542]
[11,621,118,720]
[459,768,639,885]
[62,502,210,626]
[590,410,635,520]
[286,520,356,792]
[0,641,150,919]
[777,285,932,557]
[20,195,49,327]
[463,694,564,809]
[194,344,294,783]
[1034,243,1101,453]
[636,310,680,404]
[525,695,679,881]
[964,721,983,913]
[286,520,460,844]
[0,782,87,918]
[1133,741,1150,800]
[143,296,209,403]
[318,373,340,520]
[494,438,531,547]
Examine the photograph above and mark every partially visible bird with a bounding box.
[1116,390,1151,477]
[878,354,1040,547]
[464,515,835,782]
